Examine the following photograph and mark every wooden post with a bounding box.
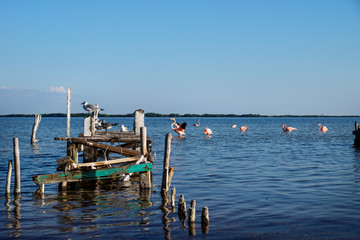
[5,161,12,197]
[84,117,92,137]
[178,194,187,227]
[31,114,41,145]
[201,206,210,234]
[189,200,196,224]
[162,133,172,193]
[67,87,71,138]
[133,109,145,135]
[13,138,21,195]
[171,186,176,210]
[140,127,147,156]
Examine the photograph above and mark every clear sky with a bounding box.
[1,0,359,115]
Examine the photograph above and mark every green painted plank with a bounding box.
[32,163,152,185]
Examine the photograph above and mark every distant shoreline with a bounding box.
[0,113,359,118]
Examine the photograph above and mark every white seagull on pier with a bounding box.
[81,101,104,113]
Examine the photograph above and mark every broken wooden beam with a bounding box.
[54,138,142,157]
[32,162,152,185]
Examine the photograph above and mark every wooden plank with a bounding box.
[56,156,74,166]
[55,138,142,157]
[76,157,139,168]
[54,132,151,143]
[33,163,153,185]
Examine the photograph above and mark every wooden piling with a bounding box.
[13,138,21,195]
[189,200,196,224]
[140,127,147,156]
[162,133,172,193]
[171,186,176,210]
[201,206,210,234]
[133,109,145,135]
[178,194,187,226]
[67,87,71,138]
[31,114,41,145]
[5,161,12,197]
[354,121,360,147]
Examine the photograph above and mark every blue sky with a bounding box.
[1,0,359,115]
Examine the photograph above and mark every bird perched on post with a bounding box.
[81,101,104,113]
[97,119,118,132]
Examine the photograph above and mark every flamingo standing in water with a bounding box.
[282,124,297,132]
[170,118,187,137]
[204,126,213,135]
[194,119,200,127]
[240,126,248,132]
[318,124,328,132]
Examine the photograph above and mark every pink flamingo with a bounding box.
[204,126,213,135]
[240,126,248,132]
[318,124,328,132]
[282,124,297,132]
[170,118,187,137]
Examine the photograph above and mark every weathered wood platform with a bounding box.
[33,162,152,185]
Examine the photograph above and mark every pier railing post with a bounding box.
[13,138,21,196]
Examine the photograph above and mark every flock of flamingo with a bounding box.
[170,118,329,137]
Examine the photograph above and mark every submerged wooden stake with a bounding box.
[178,194,187,226]
[189,200,196,224]
[5,161,12,197]
[171,186,176,210]
[31,114,41,145]
[201,206,210,234]
[13,138,21,195]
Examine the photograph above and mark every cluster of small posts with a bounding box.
[354,121,360,148]
[160,133,210,238]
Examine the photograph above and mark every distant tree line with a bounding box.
[0,113,359,118]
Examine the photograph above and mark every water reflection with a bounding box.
[4,195,22,238]
[30,179,155,236]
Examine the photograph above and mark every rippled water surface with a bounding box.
[1,117,360,239]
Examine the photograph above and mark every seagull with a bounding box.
[120,125,128,132]
[81,101,104,113]
[99,119,118,132]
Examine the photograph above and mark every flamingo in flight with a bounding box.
[204,126,213,135]
[194,119,200,127]
[240,126,248,132]
[282,124,297,132]
[318,124,328,132]
[170,118,187,137]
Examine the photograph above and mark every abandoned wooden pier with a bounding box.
[32,105,153,194]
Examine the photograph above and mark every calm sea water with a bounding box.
[1,117,360,239]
